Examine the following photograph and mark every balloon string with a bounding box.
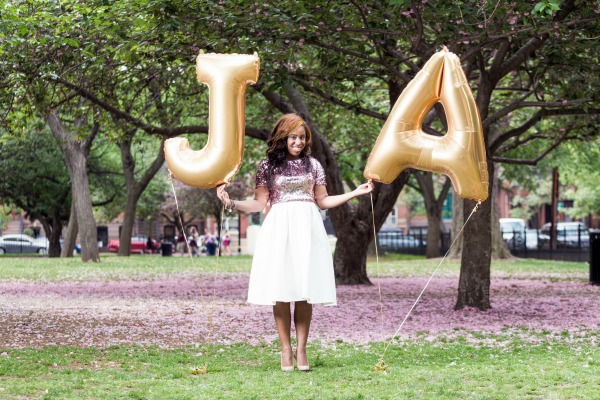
[378,201,481,364]
[369,193,385,339]
[209,200,227,366]
[168,172,210,373]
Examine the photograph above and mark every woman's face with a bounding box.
[286,125,306,159]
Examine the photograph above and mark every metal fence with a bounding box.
[377,228,451,256]
[378,225,591,262]
[501,226,590,262]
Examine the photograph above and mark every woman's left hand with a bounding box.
[355,180,374,195]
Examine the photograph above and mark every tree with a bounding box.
[503,134,600,223]
[211,0,600,307]
[2,1,598,305]
[0,128,71,256]
[46,110,100,261]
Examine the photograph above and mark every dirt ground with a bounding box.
[1,275,599,348]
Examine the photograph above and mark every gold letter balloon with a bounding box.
[164,52,260,188]
[363,49,488,201]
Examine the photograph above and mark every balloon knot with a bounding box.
[374,358,389,373]
[191,365,208,375]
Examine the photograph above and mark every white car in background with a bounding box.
[0,234,49,255]
[499,218,527,249]
[539,222,590,249]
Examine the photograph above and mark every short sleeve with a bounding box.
[255,159,269,188]
[312,158,327,186]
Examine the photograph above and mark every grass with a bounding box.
[0,255,596,398]
[0,254,254,282]
[1,335,598,400]
[0,253,589,283]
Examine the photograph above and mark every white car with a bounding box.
[0,234,49,255]
[539,222,589,249]
[499,218,526,249]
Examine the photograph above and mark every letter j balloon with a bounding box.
[164,52,260,188]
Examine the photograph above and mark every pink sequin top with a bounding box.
[255,157,327,205]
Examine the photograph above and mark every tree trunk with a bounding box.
[333,222,370,284]
[48,209,63,257]
[36,214,60,257]
[61,201,79,258]
[491,163,512,259]
[46,111,99,262]
[118,193,139,255]
[448,190,464,258]
[425,211,442,258]
[455,161,493,311]
[117,134,165,256]
[332,177,409,284]
[414,172,452,259]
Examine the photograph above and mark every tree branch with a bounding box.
[436,178,452,210]
[498,0,578,79]
[490,107,600,154]
[51,75,269,140]
[492,133,569,165]
[292,77,387,121]
[254,83,295,115]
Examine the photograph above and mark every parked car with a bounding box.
[525,229,539,250]
[377,228,424,249]
[108,236,161,254]
[499,218,526,249]
[0,234,49,255]
[538,222,590,249]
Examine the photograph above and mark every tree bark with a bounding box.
[332,178,410,284]
[491,163,512,259]
[61,201,79,258]
[448,190,464,258]
[46,111,99,262]
[414,172,452,258]
[117,134,165,256]
[455,161,493,311]
[32,211,61,257]
[48,209,63,257]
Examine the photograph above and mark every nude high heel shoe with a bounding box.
[281,354,294,372]
[295,350,310,371]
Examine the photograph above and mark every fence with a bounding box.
[379,225,591,262]
[377,228,451,256]
[501,226,590,262]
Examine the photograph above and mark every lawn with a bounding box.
[0,253,589,282]
[0,255,598,399]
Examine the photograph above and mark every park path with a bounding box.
[1,274,599,348]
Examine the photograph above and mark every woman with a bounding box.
[222,230,231,255]
[217,113,373,371]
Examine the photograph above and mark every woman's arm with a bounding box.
[314,181,374,210]
[217,185,269,213]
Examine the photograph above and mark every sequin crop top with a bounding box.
[255,157,327,205]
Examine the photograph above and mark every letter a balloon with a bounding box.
[164,52,260,188]
[363,48,489,201]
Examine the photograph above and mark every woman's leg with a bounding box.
[273,302,293,369]
[294,301,312,368]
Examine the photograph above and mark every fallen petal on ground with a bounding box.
[1,276,598,348]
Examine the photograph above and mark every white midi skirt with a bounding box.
[247,201,337,306]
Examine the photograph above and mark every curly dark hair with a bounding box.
[264,113,313,187]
